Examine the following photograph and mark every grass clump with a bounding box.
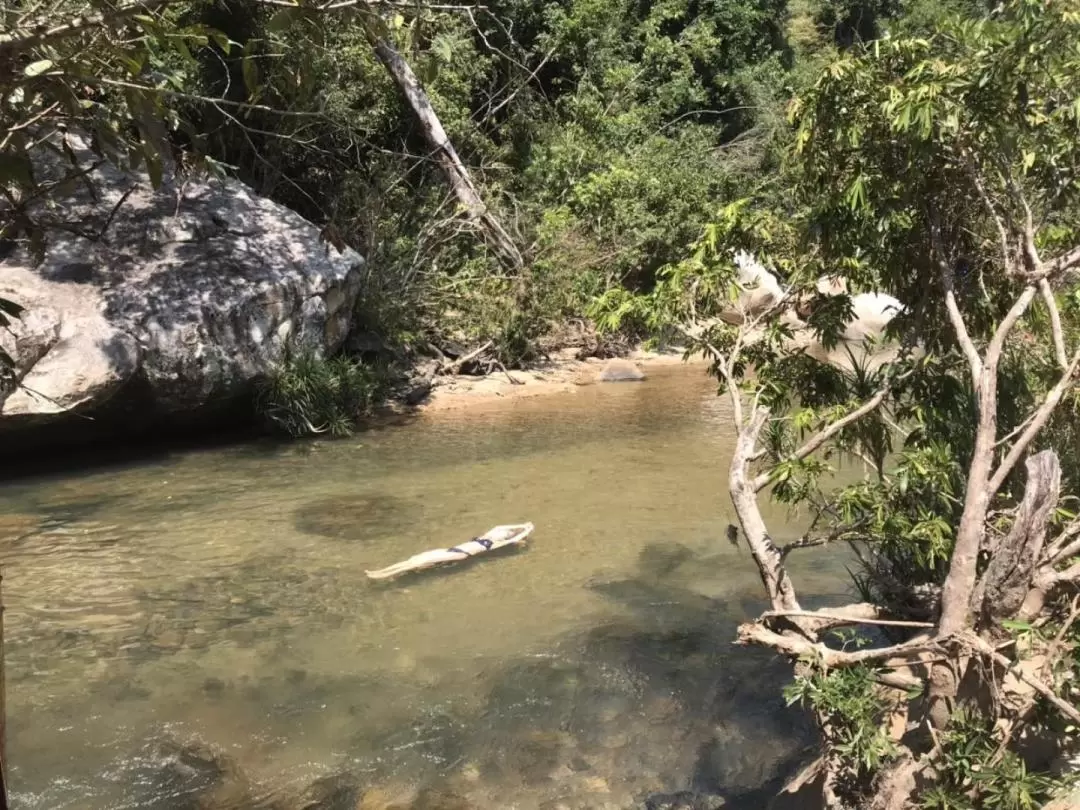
[255,349,387,438]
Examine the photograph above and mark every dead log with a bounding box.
[370,36,525,273]
[436,341,493,376]
[979,450,1061,627]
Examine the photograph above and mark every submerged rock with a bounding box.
[410,787,473,810]
[597,359,646,382]
[293,772,364,810]
[643,791,726,810]
[0,134,364,453]
[133,738,251,810]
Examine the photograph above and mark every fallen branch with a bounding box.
[437,340,493,375]
[736,621,940,667]
[762,609,936,629]
[968,633,1080,725]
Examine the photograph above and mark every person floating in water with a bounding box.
[365,523,535,580]
[445,536,494,556]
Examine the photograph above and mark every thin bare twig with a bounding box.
[970,634,1080,725]
[736,622,940,667]
[1039,278,1069,371]
[752,385,893,493]
[0,0,176,55]
[966,157,1011,270]
[930,214,983,387]
[761,610,936,629]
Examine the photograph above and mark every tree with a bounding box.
[599,1,1080,806]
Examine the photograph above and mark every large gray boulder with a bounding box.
[0,137,364,449]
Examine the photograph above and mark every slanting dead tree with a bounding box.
[368,34,525,273]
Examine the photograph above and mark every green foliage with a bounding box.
[0,295,24,396]
[1,0,233,249]
[601,2,1080,801]
[790,0,1080,353]
[921,713,1059,810]
[255,349,387,438]
[785,662,897,782]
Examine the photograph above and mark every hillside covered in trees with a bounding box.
[2,0,972,376]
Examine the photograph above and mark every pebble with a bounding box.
[583,776,610,793]
[601,733,630,750]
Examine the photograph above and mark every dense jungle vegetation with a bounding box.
[7,0,1080,807]
[2,0,976,374]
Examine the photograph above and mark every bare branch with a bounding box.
[0,0,176,56]
[988,347,1080,495]
[736,622,939,667]
[985,284,1037,374]
[752,385,892,493]
[1047,518,1080,564]
[1044,244,1080,281]
[969,634,1080,726]
[780,536,831,555]
[483,44,555,119]
[1039,278,1069,370]
[761,609,936,629]
[1006,175,1040,274]
[967,157,1011,269]
[95,78,328,118]
[0,102,61,152]
[932,217,982,386]
[939,285,1038,635]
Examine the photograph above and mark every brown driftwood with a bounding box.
[366,523,535,580]
[436,341,494,376]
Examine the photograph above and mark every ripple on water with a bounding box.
[0,365,851,810]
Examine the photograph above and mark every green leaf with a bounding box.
[0,298,25,319]
[267,8,300,33]
[208,30,232,54]
[242,41,260,96]
[0,153,34,187]
[23,59,54,77]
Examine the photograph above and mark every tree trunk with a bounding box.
[369,36,525,273]
[729,407,803,614]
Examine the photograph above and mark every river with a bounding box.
[0,364,853,810]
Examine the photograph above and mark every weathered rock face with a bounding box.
[0,138,364,451]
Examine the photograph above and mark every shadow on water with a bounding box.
[293,493,424,541]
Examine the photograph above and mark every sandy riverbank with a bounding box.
[417,347,708,413]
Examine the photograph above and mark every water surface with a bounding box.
[0,365,854,809]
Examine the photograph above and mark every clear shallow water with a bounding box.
[0,365,854,810]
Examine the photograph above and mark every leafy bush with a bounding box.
[255,350,387,438]
[921,712,1060,810]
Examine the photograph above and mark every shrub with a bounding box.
[255,349,387,438]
